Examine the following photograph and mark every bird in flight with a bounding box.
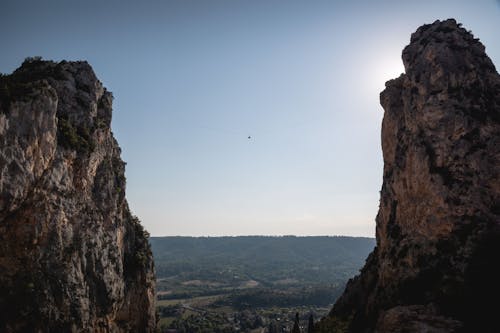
[248,136,251,139]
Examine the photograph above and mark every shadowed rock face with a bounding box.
[320,19,500,333]
[0,60,156,332]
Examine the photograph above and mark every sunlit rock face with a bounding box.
[0,59,156,332]
[319,19,500,333]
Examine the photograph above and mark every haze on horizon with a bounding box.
[1,0,499,237]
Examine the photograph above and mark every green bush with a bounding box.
[57,117,95,153]
[0,74,33,110]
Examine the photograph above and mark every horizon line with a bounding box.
[149,234,376,238]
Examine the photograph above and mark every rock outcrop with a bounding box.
[319,19,500,332]
[0,59,156,332]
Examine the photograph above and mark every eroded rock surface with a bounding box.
[0,59,156,332]
[320,19,500,332]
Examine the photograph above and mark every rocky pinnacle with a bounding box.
[320,19,500,333]
[0,59,156,332]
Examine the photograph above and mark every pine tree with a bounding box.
[292,312,301,333]
[307,314,314,333]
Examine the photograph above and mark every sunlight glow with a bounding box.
[371,54,406,91]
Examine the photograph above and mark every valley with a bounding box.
[151,236,375,332]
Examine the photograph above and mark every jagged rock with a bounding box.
[0,59,156,332]
[319,19,500,332]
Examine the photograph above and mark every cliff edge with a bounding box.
[0,59,156,332]
[320,19,500,332]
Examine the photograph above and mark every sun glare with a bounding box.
[373,55,405,91]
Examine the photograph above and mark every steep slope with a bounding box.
[320,19,500,332]
[0,59,156,332]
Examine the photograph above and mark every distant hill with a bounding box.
[151,235,375,332]
[150,236,375,285]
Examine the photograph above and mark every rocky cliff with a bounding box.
[0,59,156,332]
[319,19,500,332]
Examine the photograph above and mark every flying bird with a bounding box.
[248,136,251,139]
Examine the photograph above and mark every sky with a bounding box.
[1,1,499,237]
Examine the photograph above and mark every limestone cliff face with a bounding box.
[320,19,500,332]
[0,59,156,332]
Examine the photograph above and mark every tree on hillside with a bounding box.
[292,312,301,333]
[308,314,314,333]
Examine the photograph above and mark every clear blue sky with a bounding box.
[1,1,499,236]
